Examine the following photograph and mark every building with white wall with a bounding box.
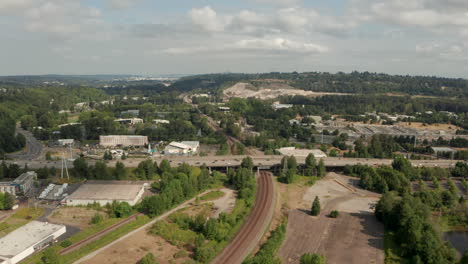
[277,147,327,158]
[0,221,66,264]
[164,141,200,155]
[99,135,148,147]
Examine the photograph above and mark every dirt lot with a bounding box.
[397,122,462,131]
[82,188,236,263]
[47,207,106,229]
[82,227,187,264]
[278,173,384,264]
[223,82,347,100]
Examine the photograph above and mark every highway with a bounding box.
[6,126,43,160]
[5,155,461,169]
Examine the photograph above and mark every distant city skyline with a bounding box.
[1,0,468,78]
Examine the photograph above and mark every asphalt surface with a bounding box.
[6,156,461,169]
[6,126,43,160]
[212,171,275,264]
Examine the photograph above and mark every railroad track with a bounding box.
[212,171,275,264]
[59,213,142,255]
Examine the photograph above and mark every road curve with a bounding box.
[212,171,275,264]
[7,126,43,160]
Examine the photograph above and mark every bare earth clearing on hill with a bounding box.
[279,173,385,264]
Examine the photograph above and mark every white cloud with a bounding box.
[162,37,329,55]
[249,0,300,6]
[189,6,227,32]
[107,0,141,10]
[364,0,468,30]
[0,0,34,13]
[235,38,329,53]
[188,6,355,36]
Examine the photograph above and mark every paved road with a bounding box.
[7,126,43,160]
[6,156,461,169]
[212,171,275,264]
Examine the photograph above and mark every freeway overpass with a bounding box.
[5,155,461,169]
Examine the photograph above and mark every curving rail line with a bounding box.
[212,171,275,264]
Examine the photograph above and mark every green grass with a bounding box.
[0,207,45,237]
[21,215,150,264]
[199,190,225,201]
[149,220,198,247]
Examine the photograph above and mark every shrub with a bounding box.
[174,250,188,259]
[329,210,339,218]
[90,213,103,224]
[60,240,72,248]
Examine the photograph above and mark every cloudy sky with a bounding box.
[1,0,468,77]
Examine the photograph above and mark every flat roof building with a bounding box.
[99,135,148,147]
[277,147,327,158]
[65,181,145,206]
[0,221,66,264]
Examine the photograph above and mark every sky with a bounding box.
[1,0,468,77]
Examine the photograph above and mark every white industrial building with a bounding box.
[65,181,146,206]
[57,139,74,146]
[164,141,200,155]
[277,147,327,158]
[0,221,66,264]
[99,135,148,147]
[153,119,170,125]
[114,118,144,125]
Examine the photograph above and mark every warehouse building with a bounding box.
[0,221,66,264]
[65,181,146,206]
[99,135,148,147]
[277,147,327,158]
[164,141,200,155]
[0,171,37,196]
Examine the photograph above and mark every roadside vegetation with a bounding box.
[345,156,467,263]
[147,158,257,263]
[244,219,287,264]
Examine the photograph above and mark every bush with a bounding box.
[139,253,157,264]
[300,253,326,264]
[60,240,72,248]
[328,210,339,218]
[90,213,104,224]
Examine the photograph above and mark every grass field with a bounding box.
[21,215,151,264]
[0,207,45,237]
[199,190,225,201]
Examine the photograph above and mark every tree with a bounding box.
[288,156,298,175]
[317,159,326,178]
[73,157,89,178]
[305,153,317,177]
[114,161,127,180]
[121,152,127,160]
[139,253,157,264]
[300,253,326,264]
[241,156,254,170]
[311,196,321,216]
[3,192,14,210]
[460,250,468,264]
[112,201,132,218]
[103,150,112,160]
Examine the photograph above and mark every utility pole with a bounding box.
[61,153,69,180]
